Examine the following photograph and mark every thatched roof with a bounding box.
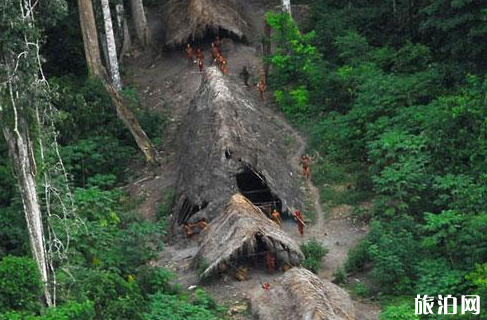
[171,67,303,227]
[195,194,304,278]
[161,0,249,46]
[250,267,356,320]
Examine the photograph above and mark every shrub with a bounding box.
[0,256,42,312]
[144,291,224,320]
[352,282,369,298]
[300,238,328,274]
[74,270,144,320]
[379,303,419,320]
[136,266,177,297]
[332,267,347,284]
[344,240,370,273]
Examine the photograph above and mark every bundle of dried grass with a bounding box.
[195,194,303,278]
[162,0,249,46]
[250,267,356,320]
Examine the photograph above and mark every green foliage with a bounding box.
[415,259,467,297]
[43,301,94,320]
[420,0,487,73]
[379,303,419,320]
[0,301,94,320]
[332,267,347,284]
[61,137,135,187]
[136,267,177,298]
[352,282,369,298]
[265,12,323,119]
[52,77,126,144]
[144,291,225,320]
[366,220,418,294]
[0,142,15,207]
[300,238,328,274]
[0,256,42,312]
[68,186,166,274]
[0,203,28,258]
[344,239,370,273]
[72,270,144,320]
[137,110,168,148]
[288,1,487,301]
[466,263,487,297]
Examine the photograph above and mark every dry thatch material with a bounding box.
[172,67,303,227]
[161,0,249,46]
[250,267,356,320]
[195,194,304,278]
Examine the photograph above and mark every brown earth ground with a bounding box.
[123,2,381,319]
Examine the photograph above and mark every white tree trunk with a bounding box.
[116,3,132,61]
[282,0,292,16]
[3,123,52,307]
[101,0,122,91]
[130,0,151,47]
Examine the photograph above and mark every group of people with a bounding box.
[185,36,228,75]
[268,208,305,236]
[185,38,268,101]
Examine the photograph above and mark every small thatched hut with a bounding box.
[250,267,356,320]
[195,194,304,278]
[161,0,249,46]
[171,67,303,227]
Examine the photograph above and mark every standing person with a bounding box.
[217,53,225,68]
[196,47,204,62]
[196,48,204,72]
[185,43,194,65]
[293,210,305,236]
[210,42,220,59]
[220,59,229,75]
[215,35,221,50]
[300,154,311,180]
[271,209,282,226]
[258,79,266,101]
[266,252,276,272]
[239,66,250,86]
[198,58,204,72]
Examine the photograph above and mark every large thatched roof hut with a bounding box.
[195,194,303,278]
[161,0,249,46]
[171,67,303,228]
[250,267,356,320]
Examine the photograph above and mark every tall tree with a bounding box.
[116,3,132,60]
[101,0,122,90]
[0,0,55,306]
[282,0,292,16]
[130,0,151,47]
[78,0,104,77]
[76,0,158,163]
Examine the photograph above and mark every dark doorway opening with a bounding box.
[236,166,282,214]
[185,26,246,48]
[178,198,208,225]
[233,232,274,271]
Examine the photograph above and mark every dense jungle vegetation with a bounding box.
[268,0,487,318]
